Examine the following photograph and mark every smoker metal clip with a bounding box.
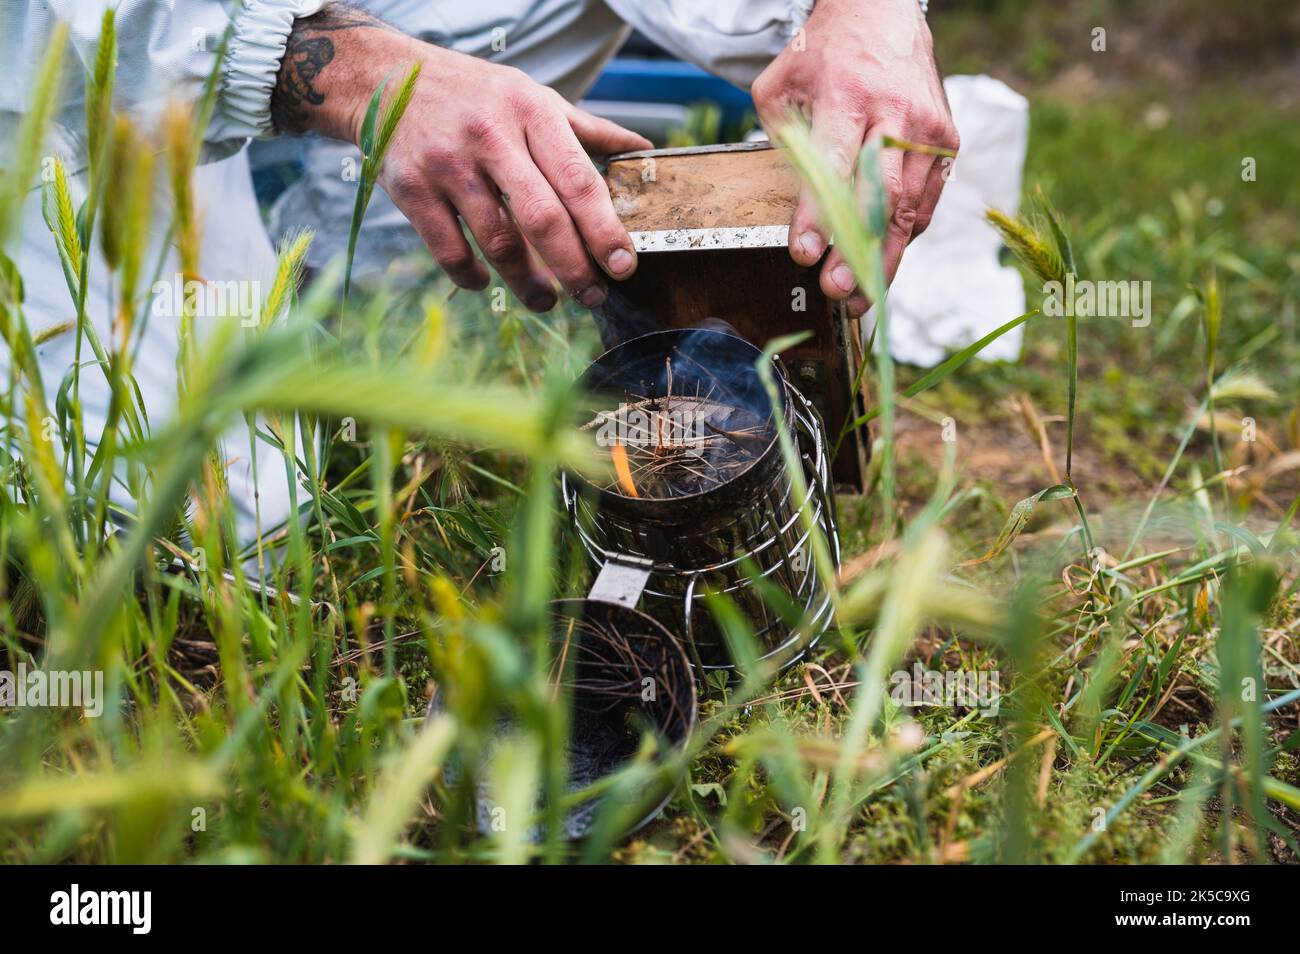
[587,553,655,609]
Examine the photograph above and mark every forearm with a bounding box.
[270,2,406,142]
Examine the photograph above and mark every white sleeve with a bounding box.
[218,0,329,139]
[601,0,815,88]
[3,0,324,156]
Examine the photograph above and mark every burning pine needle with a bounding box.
[583,372,774,500]
[610,443,639,497]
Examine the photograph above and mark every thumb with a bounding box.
[564,104,652,157]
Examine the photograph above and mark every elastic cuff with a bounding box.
[216,0,327,140]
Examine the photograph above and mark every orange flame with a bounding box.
[610,443,638,497]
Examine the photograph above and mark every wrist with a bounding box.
[813,0,934,54]
[815,0,927,22]
[271,3,412,143]
[333,32,423,145]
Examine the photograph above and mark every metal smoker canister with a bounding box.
[427,582,696,840]
[563,327,841,671]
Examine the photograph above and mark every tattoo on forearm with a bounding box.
[271,3,400,135]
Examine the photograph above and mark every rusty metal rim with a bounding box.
[571,327,788,511]
[562,377,832,579]
[549,596,698,835]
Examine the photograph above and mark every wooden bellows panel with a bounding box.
[596,143,869,491]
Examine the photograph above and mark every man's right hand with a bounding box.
[271,5,651,312]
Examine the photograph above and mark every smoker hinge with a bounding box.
[587,553,656,608]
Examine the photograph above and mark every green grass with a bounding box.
[0,10,1296,864]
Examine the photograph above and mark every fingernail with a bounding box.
[607,248,634,276]
[578,285,606,308]
[798,231,824,260]
[831,264,856,293]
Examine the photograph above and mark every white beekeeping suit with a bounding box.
[1,1,325,549]
[354,0,811,95]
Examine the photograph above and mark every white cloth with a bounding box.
[874,75,1030,367]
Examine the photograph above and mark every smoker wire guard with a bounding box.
[561,345,842,673]
[424,596,698,840]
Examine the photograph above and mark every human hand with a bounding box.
[272,4,652,312]
[752,0,959,317]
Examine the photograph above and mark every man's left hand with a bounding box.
[752,0,959,317]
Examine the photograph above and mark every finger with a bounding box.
[862,131,906,287]
[494,165,605,306]
[880,149,934,283]
[452,176,558,312]
[790,109,866,267]
[815,130,905,301]
[403,193,491,292]
[563,102,653,156]
[910,155,950,240]
[817,133,919,300]
[524,111,638,283]
[818,247,859,302]
[846,291,870,320]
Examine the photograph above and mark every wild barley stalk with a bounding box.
[985,199,1095,557]
[165,102,200,362]
[111,117,155,346]
[19,394,80,576]
[344,61,422,306]
[2,25,70,609]
[375,427,398,676]
[84,9,117,185]
[41,157,93,535]
[1200,271,1228,509]
[68,8,118,517]
[985,208,1066,287]
[0,23,67,245]
[262,229,315,331]
[88,117,155,541]
[303,63,424,496]
[48,159,82,276]
[776,118,895,530]
[244,229,315,581]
